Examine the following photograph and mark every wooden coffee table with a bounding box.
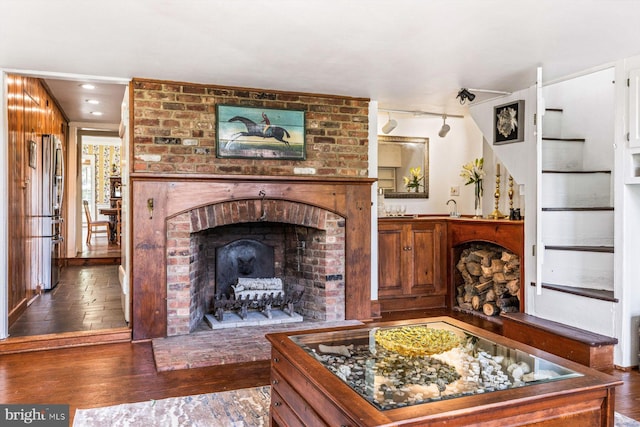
[266,316,622,427]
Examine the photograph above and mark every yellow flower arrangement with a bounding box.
[403,166,424,192]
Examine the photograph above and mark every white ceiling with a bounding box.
[3,0,640,124]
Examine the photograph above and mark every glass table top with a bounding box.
[290,320,582,411]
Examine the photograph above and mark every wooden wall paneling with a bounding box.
[6,75,68,325]
[24,87,40,298]
[7,75,28,322]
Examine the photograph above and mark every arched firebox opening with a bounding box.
[166,199,345,336]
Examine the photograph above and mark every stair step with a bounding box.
[542,249,613,290]
[541,209,613,246]
[542,137,587,142]
[530,282,618,338]
[545,245,614,253]
[542,207,614,211]
[541,172,611,208]
[542,169,611,174]
[535,282,618,303]
[542,138,584,170]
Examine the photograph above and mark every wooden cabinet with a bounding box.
[378,219,446,311]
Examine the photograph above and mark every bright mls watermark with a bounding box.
[0,405,68,426]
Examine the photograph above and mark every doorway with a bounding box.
[77,131,122,258]
[1,70,130,343]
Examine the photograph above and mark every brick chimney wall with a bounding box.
[131,78,370,176]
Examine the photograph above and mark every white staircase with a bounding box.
[536,108,617,335]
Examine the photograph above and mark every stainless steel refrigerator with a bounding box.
[39,134,64,290]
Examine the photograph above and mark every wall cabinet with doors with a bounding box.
[378,218,447,312]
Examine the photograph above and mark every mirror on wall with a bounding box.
[378,135,429,199]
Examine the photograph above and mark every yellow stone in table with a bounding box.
[374,326,462,357]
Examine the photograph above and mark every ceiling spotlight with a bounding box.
[85,99,100,105]
[456,88,476,104]
[90,111,103,116]
[438,115,450,138]
[381,113,397,134]
[81,84,95,90]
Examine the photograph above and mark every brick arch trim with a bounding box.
[184,199,343,234]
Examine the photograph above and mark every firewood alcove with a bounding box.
[448,219,525,318]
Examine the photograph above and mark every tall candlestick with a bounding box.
[508,175,514,210]
[490,166,504,220]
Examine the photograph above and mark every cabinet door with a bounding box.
[410,222,445,296]
[378,224,405,297]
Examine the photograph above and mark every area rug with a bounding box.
[152,319,362,371]
[73,386,640,427]
[73,386,270,427]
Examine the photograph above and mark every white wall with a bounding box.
[469,86,538,318]
[543,68,615,171]
[618,56,640,367]
[375,114,483,216]
[369,102,379,302]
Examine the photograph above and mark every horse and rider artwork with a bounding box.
[216,105,306,159]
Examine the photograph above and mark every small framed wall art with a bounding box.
[216,105,305,159]
[494,100,525,145]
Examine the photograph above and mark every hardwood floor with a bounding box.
[0,341,271,424]
[0,309,637,424]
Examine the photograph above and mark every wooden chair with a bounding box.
[115,199,122,245]
[83,200,111,245]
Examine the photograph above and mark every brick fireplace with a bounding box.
[130,176,373,340]
[166,198,346,336]
[128,78,373,340]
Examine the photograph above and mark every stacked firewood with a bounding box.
[456,245,521,316]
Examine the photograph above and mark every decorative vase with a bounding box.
[474,180,483,218]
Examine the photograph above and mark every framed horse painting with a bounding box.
[216,105,306,159]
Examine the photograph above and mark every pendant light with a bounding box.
[381,113,397,134]
[438,115,450,137]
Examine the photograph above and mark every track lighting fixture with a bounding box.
[381,113,397,134]
[438,115,450,138]
[456,88,476,104]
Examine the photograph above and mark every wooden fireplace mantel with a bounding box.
[129,174,374,341]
